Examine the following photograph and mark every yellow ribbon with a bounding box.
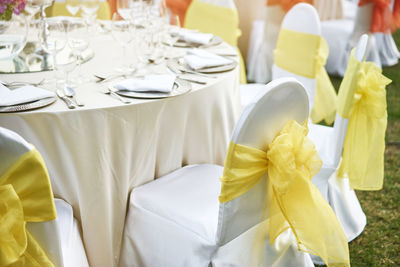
[337,50,391,190]
[219,120,349,266]
[274,29,337,124]
[0,148,57,266]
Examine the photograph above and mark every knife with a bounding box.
[56,89,76,109]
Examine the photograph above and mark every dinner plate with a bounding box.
[169,58,238,74]
[114,78,192,99]
[0,97,56,113]
[169,35,223,48]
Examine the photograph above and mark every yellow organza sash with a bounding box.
[337,51,391,190]
[274,28,337,124]
[184,0,247,84]
[0,149,57,266]
[219,120,349,266]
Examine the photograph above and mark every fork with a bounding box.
[0,78,45,88]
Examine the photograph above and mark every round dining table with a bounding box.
[0,31,241,266]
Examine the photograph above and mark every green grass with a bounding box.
[330,31,400,266]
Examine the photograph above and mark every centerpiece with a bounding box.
[0,0,28,60]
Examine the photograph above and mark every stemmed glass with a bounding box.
[39,20,67,84]
[66,0,81,16]
[111,12,135,73]
[68,20,89,84]
[81,0,100,25]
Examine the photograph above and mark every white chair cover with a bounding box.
[0,127,89,267]
[321,2,395,75]
[307,35,368,244]
[272,3,320,113]
[119,78,314,267]
[314,0,345,20]
[247,6,285,83]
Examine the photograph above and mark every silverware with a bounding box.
[56,89,76,109]
[94,69,137,83]
[105,87,131,104]
[177,76,207,85]
[176,59,218,78]
[64,86,84,107]
[0,78,45,88]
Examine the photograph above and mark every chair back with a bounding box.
[314,0,345,20]
[0,127,64,267]
[184,0,239,46]
[272,3,320,111]
[330,34,368,167]
[215,78,309,245]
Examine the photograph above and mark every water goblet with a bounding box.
[111,12,135,73]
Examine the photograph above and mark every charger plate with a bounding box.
[170,36,223,48]
[169,58,238,74]
[0,97,56,113]
[114,78,192,99]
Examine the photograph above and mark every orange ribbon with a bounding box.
[266,0,313,11]
[359,0,392,33]
[166,0,193,25]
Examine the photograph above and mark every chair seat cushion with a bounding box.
[130,164,223,242]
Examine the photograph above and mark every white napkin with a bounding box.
[184,49,233,70]
[179,29,214,45]
[0,84,55,106]
[114,75,176,93]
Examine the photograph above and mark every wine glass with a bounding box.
[81,0,100,24]
[39,20,67,83]
[111,12,135,73]
[67,20,89,83]
[66,0,81,16]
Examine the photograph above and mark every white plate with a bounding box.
[113,78,192,99]
[0,97,56,113]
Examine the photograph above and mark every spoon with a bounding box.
[64,86,85,107]
[105,87,131,104]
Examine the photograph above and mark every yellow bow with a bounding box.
[0,148,56,266]
[338,51,391,190]
[219,120,350,266]
[274,29,337,124]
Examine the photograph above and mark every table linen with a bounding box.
[0,34,241,267]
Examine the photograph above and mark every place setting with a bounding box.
[105,74,191,102]
[0,83,57,113]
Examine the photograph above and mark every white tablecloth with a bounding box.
[0,34,241,267]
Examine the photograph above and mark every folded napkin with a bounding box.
[184,49,233,70]
[178,29,214,45]
[114,75,176,93]
[0,84,55,106]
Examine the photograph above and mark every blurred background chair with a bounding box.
[184,0,246,83]
[46,0,111,20]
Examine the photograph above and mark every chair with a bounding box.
[322,1,386,76]
[120,77,351,266]
[0,127,89,267]
[46,0,111,20]
[242,4,337,123]
[246,4,285,83]
[119,78,316,266]
[314,0,345,20]
[308,35,369,245]
[184,0,247,83]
